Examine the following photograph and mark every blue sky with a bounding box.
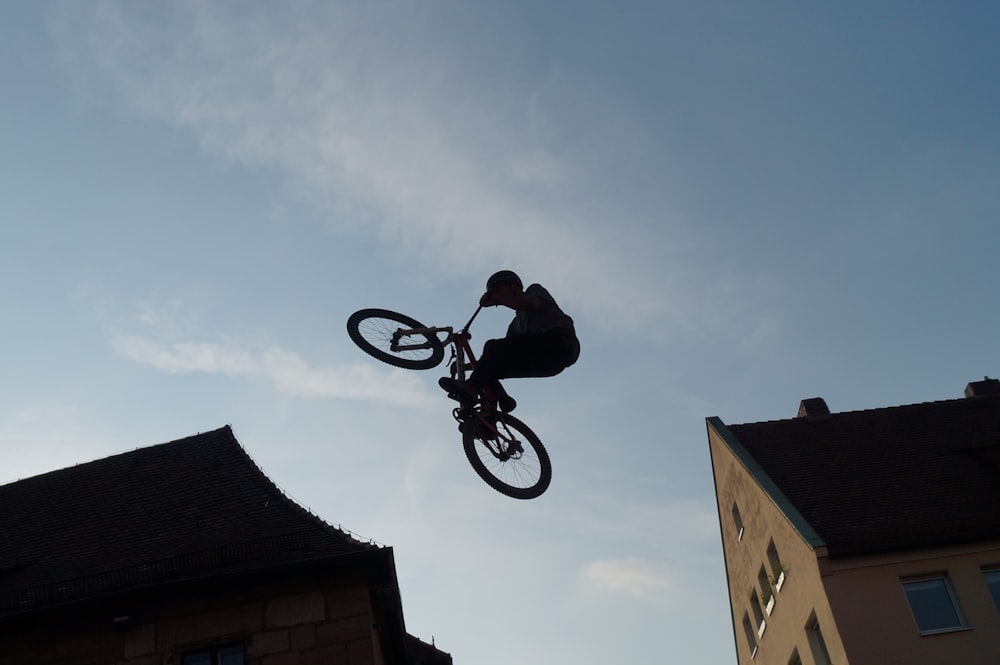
[2,1,999,663]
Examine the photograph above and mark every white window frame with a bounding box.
[901,574,970,635]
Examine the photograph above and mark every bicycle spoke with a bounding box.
[346,309,444,370]
[466,418,549,496]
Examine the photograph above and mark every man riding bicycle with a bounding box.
[439,270,580,412]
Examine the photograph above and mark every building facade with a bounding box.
[0,426,451,665]
[708,380,1000,665]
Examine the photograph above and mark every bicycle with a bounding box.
[346,306,552,499]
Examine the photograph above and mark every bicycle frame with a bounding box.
[387,307,518,453]
[347,305,550,497]
[389,306,483,382]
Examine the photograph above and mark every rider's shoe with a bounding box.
[462,417,502,441]
[460,418,494,440]
[497,393,517,413]
[438,377,478,406]
[493,383,517,412]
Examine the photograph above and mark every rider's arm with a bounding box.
[480,291,545,311]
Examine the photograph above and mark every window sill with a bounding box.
[918,626,972,637]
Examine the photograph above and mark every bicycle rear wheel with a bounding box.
[347,308,445,370]
[463,413,552,499]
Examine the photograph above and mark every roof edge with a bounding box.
[0,538,393,621]
[707,416,826,550]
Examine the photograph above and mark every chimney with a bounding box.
[965,377,1000,398]
[797,397,830,418]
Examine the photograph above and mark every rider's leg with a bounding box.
[471,329,576,383]
[443,329,578,409]
[465,329,577,412]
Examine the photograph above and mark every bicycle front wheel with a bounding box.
[347,308,445,370]
[463,413,552,499]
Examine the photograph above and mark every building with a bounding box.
[0,426,451,665]
[707,379,1000,665]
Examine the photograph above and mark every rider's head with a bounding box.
[486,270,523,294]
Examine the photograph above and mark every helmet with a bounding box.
[486,270,523,292]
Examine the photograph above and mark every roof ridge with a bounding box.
[226,429,383,548]
[0,426,235,489]
[1,425,381,610]
[721,394,1000,558]
[730,393,994,428]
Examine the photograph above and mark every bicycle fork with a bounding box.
[454,408,525,460]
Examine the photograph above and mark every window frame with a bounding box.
[741,613,759,660]
[749,588,767,637]
[732,502,745,541]
[766,540,786,592]
[982,567,1000,614]
[182,643,246,665]
[758,565,775,615]
[805,613,832,665]
[901,574,970,636]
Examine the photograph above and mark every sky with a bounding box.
[2,1,999,663]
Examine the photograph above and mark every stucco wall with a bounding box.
[823,544,1000,665]
[710,424,849,665]
[711,420,1000,665]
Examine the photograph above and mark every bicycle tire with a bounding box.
[347,308,446,370]
[463,413,552,499]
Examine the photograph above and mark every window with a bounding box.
[732,502,745,541]
[984,569,1000,613]
[184,645,245,665]
[805,613,832,665]
[749,590,766,637]
[767,540,786,591]
[742,613,758,659]
[758,565,774,615]
[902,575,968,635]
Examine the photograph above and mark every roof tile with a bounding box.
[0,426,372,612]
[728,395,1000,557]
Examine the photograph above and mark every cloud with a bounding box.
[112,336,259,375]
[46,1,766,340]
[552,496,721,602]
[110,333,432,406]
[580,557,674,598]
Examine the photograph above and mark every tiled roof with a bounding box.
[405,635,454,665]
[0,426,374,614]
[727,394,1000,558]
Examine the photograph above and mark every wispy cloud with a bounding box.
[110,333,431,406]
[47,1,771,340]
[580,557,674,598]
[564,496,719,601]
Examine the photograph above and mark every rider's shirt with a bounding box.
[506,284,575,337]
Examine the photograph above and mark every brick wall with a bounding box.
[1,577,382,665]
